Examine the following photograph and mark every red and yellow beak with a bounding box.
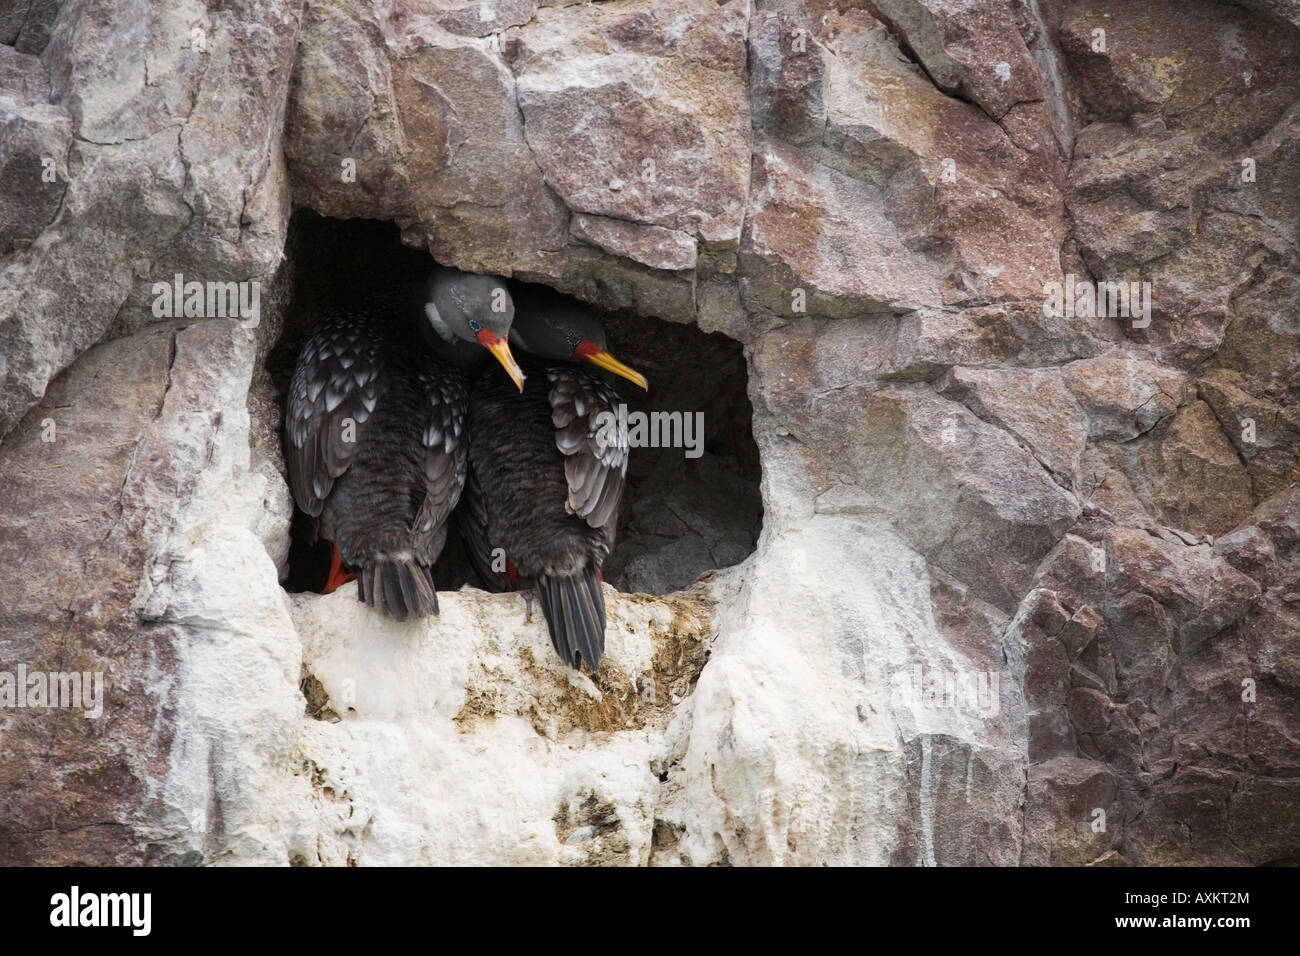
[477,330,525,391]
[575,341,649,390]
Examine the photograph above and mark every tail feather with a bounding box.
[536,564,605,670]
[357,555,439,622]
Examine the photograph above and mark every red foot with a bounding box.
[322,542,356,594]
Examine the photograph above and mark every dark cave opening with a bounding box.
[267,210,762,598]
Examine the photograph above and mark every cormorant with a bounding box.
[461,290,648,669]
[285,267,524,621]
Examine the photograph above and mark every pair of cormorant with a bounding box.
[284,268,647,671]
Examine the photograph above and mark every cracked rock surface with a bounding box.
[1,0,1298,865]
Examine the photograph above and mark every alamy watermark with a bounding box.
[50,886,150,936]
[888,664,1000,718]
[151,272,261,328]
[0,664,104,718]
[594,404,705,459]
[1043,273,1151,328]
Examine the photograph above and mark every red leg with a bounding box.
[322,542,356,594]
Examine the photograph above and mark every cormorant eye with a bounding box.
[566,331,581,349]
[468,318,483,333]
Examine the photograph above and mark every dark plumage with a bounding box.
[461,293,647,669]
[285,270,522,621]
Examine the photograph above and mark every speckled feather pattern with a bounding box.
[285,295,469,619]
[465,356,628,667]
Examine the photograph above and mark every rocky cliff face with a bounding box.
[1,0,1297,865]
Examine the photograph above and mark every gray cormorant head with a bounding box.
[510,297,649,390]
[424,266,525,390]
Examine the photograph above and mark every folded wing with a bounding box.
[285,307,386,516]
